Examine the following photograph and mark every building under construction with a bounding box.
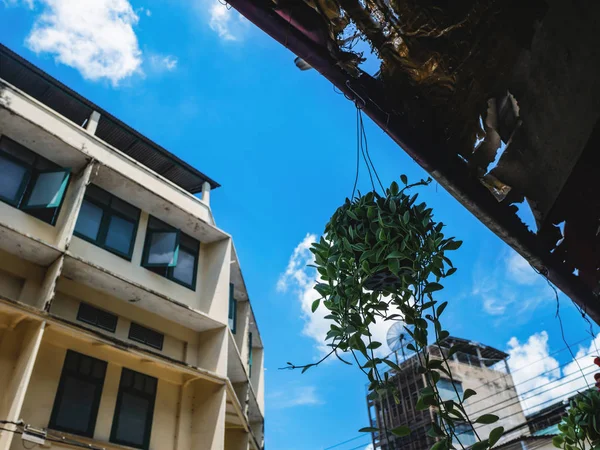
[367,337,527,450]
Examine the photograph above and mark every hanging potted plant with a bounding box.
[287,175,504,450]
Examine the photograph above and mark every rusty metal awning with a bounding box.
[224,0,600,323]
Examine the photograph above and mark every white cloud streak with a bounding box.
[505,251,539,285]
[506,331,599,414]
[277,234,405,357]
[24,0,143,85]
[268,385,322,410]
[207,0,249,41]
[149,54,178,72]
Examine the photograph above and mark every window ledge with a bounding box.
[46,429,142,450]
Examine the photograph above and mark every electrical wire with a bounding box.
[324,433,370,449]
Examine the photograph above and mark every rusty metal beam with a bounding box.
[226,0,600,324]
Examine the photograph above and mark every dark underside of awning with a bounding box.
[224,0,600,323]
[0,44,220,194]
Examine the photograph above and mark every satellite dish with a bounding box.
[386,322,412,352]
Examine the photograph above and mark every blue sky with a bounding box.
[0,2,597,449]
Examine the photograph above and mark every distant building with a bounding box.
[367,336,526,450]
[0,44,264,450]
[527,395,572,437]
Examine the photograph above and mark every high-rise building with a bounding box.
[367,336,526,450]
[0,44,264,450]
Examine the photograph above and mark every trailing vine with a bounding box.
[285,177,504,449]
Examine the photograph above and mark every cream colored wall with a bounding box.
[0,200,57,246]
[225,429,249,450]
[449,360,527,444]
[0,248,43,306]
[13,340,185,450]
[252,348,265,414]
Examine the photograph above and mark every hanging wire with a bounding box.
[358,109,376,192]
[359,109,385,193]
[217,0,232,9]
[351,107,361,200]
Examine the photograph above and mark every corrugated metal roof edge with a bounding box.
[0,43,221,192]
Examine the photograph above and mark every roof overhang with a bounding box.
[226,0,600,323]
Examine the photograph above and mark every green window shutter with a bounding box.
[142,229,180,268]
[248,332,253,378]
[229,283,237,334]
[23,168,71,209]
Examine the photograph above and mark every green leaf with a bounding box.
[382,359,401,372]
[444,240,463,251]
[403,210,410,224]
[391,426,411,437]
[430,438,449,450]
[471,440,489,450]
[436,301,448,317]
[367,341,382,350]
[463,388,477,401]
[358,427,379,433]
[488,426,505,447]
[311,299,320,313]
[446,267,457,276]
[552,436,564,448]
[476,414,499,424]
[423,282,444,294]
[400,174,408,185]
[386,250,405,259]
[390,181,400,195]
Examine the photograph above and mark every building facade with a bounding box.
[0,45,264,450]
[367,336,526,450]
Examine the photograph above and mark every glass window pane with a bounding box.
[111,197,139,221]
[25,170,69,208]
[53,375,98,434]
[86,185,111,205]
[172,248,195,286]
[105,215,135,255]
[113,392,151,447]
[147,231,178,266]
[74,200,104,241]
[0,138,35,165]
[438,378,461,402]
[0,154,29,204]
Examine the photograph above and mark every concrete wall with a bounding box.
[448,360,527,444]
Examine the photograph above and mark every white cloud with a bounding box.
[505,251,538,285]
[268,385,322,409]
[3,0,34,8]
[24,0,143,85]
[505,331,598,414]
[277,234,405,358]
[483,297,506,316]
[364,445,374,450]
[208,1,248,41]
[149,54,178,72]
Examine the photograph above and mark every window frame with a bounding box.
[110,368,157,450]
[48,350,107,438]
[228,283,237,334]
[22,168,72,209]
[142,216,199,290]
[76,302,118,332]
[0,150,32,206]
[74,185,141,261]
[128,322,164,351]
[0,136,70,225]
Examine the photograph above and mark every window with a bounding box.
[437,378,463,403]
[77,302,118,332]
[0,136,70,225]
[248,332,253,378]
[128,322,164,350]
[228,283,237,334]
[49,350,107,437]
[110,368,157,450]
[454,423,476,447]
[142,216,199,289]
[74,185,140,260]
